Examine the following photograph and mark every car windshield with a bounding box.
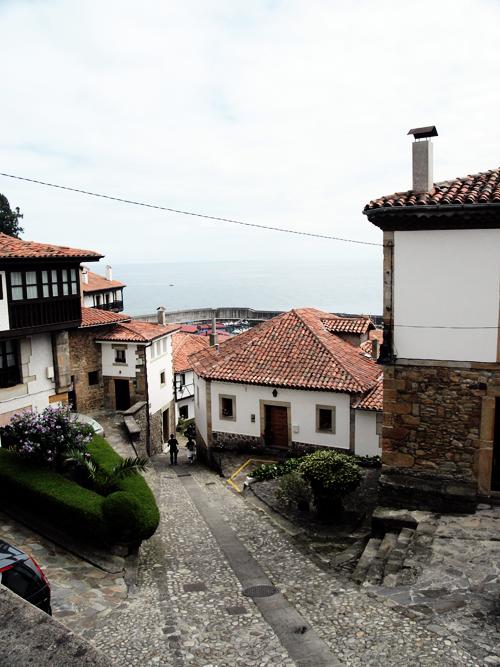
[1,562,43,598]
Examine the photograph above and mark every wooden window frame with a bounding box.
[0,340,21,388]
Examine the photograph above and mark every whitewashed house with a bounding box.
[80,265,125,312]
[172,331,209,422]
[0,232,102,424]
[191,308,382,459]
[95,317,180,450]
[364,125,500,511]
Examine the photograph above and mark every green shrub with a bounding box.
[276,471,314,511]
[249,457,302,481]
[89,436,160,541]
[354,454,381,468]
[102,491,144,543]
[0,449,107,542]
[0,436,160,545]
[298,450,361,495]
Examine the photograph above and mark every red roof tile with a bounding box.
[80,307,131,328]
[321,316,374,335]
[173,332,210,373]
[354,375,383,411]
[190,308,380,393]
[0,233,103,260]
[364,168,500,211]
[96,320,180,343]
[81,269,125,293]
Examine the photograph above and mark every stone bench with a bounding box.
[123,415,141,439]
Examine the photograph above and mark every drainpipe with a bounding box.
[143,342,152,457]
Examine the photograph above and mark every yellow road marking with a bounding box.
[227,458,278,493]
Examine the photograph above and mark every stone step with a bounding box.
[351,537,382,585]
[383,527,415,587]
[364,531,399,586]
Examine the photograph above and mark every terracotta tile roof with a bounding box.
[81,269,125,293]
[190,308,380,393]
[321,316,374,335]
[96,320,180,343]
[364,168,500,211]
[0,233,103,260]
[172,332,210,373]
[354,375,383,411]
[180,325,199,334]
[80,307,131,328]
[360,329,383,357]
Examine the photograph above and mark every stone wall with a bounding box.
[69,328,105,413]
[212,431,264,452]
[381,363,500,512]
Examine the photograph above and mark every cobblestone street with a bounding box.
[83,426,484,666]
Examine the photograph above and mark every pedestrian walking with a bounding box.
[167,433,179,465]
[186,437,196,464]
[185,422,196,440]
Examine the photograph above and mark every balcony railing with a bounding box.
[9,296,81,330]
[93,301,124,312]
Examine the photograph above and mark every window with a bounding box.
[70,269,78,295]
[179,405,189,419]
[26,271,38,299]
[88,371,99,386]
[51,270,59,297]
[179,373,186,387]
[61,269,69,296]
[42,271,50,298]
[155,341,161,356]
[0,340,20,388]
[316,405,336,433]
[115,349,126,364]
[162,338,167,354]
[10,272,23,300]
[219,395,236,421]
[96,294,101,306]
[160,371,166,385]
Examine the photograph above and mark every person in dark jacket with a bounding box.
[167,434,179,465]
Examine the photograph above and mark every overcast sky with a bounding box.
[1,0,499,267]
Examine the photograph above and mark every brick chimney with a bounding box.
[105,265,113,281]
[407,126,438,192]
[157,306,167,326]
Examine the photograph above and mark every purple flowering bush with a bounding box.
[1,406,93,471]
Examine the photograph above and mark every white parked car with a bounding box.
[71,413,105,437]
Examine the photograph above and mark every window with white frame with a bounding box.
[316,405,336,433]
[160,371,166,385]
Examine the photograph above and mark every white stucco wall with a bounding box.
[100,342,137,378]
[0,334,56,425]
[147,335,174,415]
[194,374,208,444]
[354,410,381,457]
[393,229,500,362]
[208,381,351,449]
[82,294,94,308]
[176,370,194,401]
[0,272,10,332]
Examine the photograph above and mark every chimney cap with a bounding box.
[407,126,438,140]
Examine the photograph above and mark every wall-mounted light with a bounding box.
[272,388,278,398]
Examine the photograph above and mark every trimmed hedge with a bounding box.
[0,436,159,546]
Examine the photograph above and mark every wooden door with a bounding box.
[265,405,289,449]
[162,409,169,442]
[492,398,500,491]
[114,379,130,411]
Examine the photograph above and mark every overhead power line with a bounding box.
[0,171,382,247]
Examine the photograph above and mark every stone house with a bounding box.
[0,232,102,424]
[364,126,500,511]
[80,265,125,312]
[172,331,210,422]
[94,319,180,451]
[191,308,382,459]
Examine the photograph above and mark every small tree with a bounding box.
[0,406,93,470]
[298,450,361,518]
[0,194,23,238]
[65,450,149,495]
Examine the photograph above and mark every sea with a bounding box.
[113,258,382,318]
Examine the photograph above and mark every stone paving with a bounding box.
[2,411,495,665]
[0,511,127,631]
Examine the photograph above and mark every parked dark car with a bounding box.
[0,539,51,614]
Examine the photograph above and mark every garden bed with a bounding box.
[0,435,159,549]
